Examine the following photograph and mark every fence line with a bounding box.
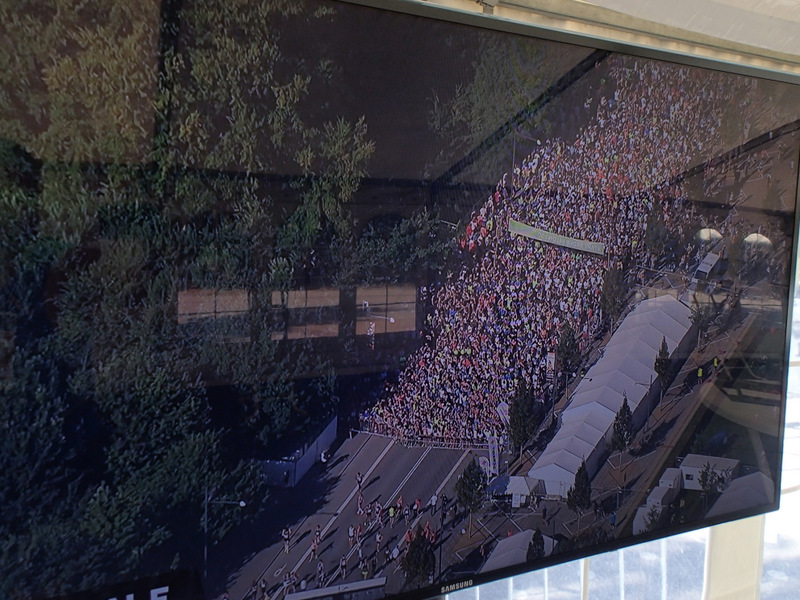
[351,427,490,451]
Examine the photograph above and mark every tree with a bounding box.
[356,208,452,284]
[527,528,546,562]
[0,2,373,596]
[610,394,634,452]
[690,295,716,345]
[725,231,745,279]
[557,322,580,377]
[566,460,592,516]
[699,463,729,496]
[600,264,627,324]
[644,197,670,257]
[427,32,551,180]
[401,526,436,587]
[654,336,670,388]
[643,504,662,533]
[455,459,487,536]
[508,383,544,456]
[699,462,729,513]
[0,2,160,163]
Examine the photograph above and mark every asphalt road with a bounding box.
[223,433,469,600]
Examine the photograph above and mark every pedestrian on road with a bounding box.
[375,531,383,552]
[340,554,347,579]
[388,505,396,526]
[317,559,326,588]
[356,472,363,490]
[310,538,319,561]
[357,492,364,516]
[429,493,438,515]
[403,504,410,525]
[348,523,355,547]
[314,524,321,544]
[414,498,422,517]
[281,526,292,554]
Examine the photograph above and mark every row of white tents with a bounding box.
[527,294,695,497]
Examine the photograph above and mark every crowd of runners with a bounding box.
[255,475,452,599]
[363,54,756,446]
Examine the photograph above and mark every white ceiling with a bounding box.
[424,0,800,78]
[582,0,800,58]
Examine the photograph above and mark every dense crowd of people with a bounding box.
[363,55,754,446]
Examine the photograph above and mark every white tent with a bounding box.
[589,353,656,384]
[480,530,556,573]
[707,472,775,519]
[529,294,692,498]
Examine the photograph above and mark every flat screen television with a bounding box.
[2,1,799,599]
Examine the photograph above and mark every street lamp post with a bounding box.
[204,486,246,581]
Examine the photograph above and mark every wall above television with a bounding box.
[1,2,799,600]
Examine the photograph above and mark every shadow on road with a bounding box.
[207,461,343,596]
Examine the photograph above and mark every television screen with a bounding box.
[2,1,799,600]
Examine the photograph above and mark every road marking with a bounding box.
[283,437,397,585]
[252,434,375,595]
[380,448,471,576]
[386,446,432,508]
[436,449,471,497]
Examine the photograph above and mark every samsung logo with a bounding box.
[441,580,473,594]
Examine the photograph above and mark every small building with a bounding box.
[659,467,683,490]
[506,476,534,508]
[679,454,740,491]
[487,475,536,508]
[647,484,677,511]
[696,252,720,279]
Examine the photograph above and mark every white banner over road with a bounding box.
[509,218,606,255]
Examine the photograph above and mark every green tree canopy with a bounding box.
[356,208,452,284]
[456,458,487,515]
[600,264,627,323]
[527,528,546,562]
[401,526,436,587]
[557,322,580,376]
[654,335,671,387]
[508,382,544,454]
[644,197,670,256]
[0,1,377,596]
[611,394,634,452]
[566,460,592,515]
